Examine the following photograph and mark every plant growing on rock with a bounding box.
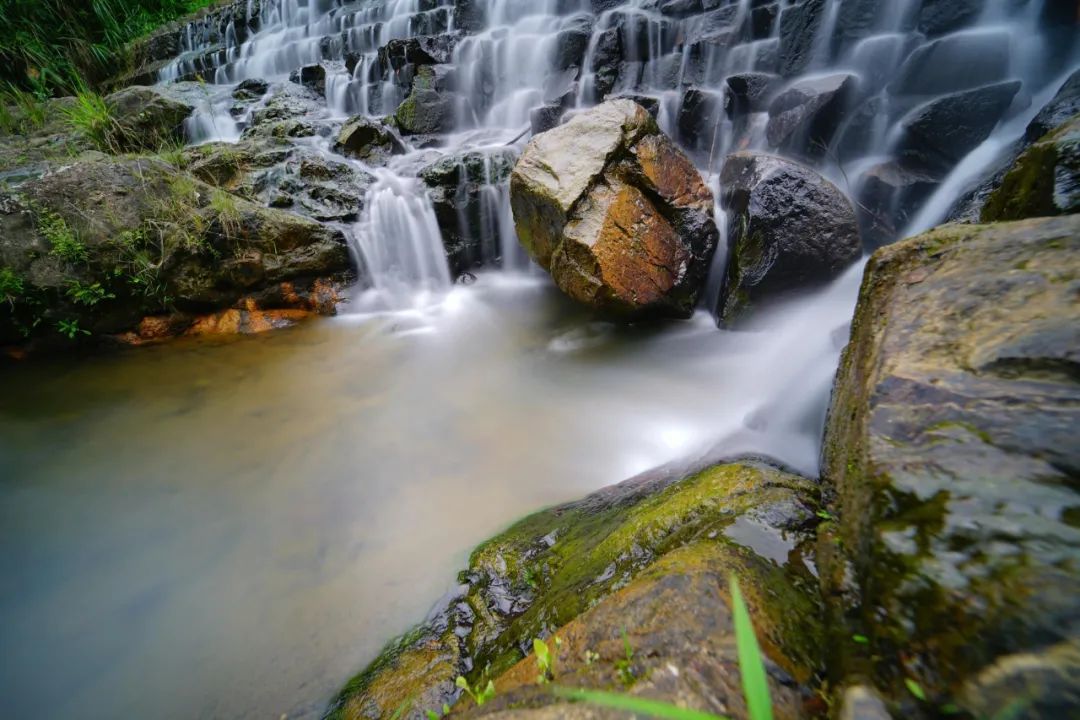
[0,267,24,305]
[533,636,561,684]
[62,89,120,153]
[38,209,87,264]
[66,280,115,306]
[455,675,495,707]
[56,318,89,339]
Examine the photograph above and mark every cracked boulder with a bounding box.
[510,99,718,319]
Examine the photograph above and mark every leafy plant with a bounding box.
[905,678,927,702]
[62,89,118,152]
[66,280,115,306]
[0,267,24,304]
[423,704,451,720]
[38,209,88,263]
[534,636,562,684]
[56,317,89,339]
[455,675,495,707]
[615,627,635,686]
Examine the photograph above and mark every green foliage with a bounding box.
[61,89,118,152]
[66,280,115,306]
[731,575,773,720]
[904,678,927,702]
[0,0,217,96]
[615,627,635,686]
[423,704,451,720]
[210,188,242,240]
[0,267,24,304]
[533,636,561,684]
[38,209,88,263]
[56,318,89,339]
[455,675,495,707]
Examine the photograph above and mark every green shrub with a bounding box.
[37,209,88,263]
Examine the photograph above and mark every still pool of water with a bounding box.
[0,270,858,719]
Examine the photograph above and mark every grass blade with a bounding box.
[730,575,773,720]
[553,687,729,720]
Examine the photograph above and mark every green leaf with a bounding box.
[534,638,550,665]
[455,676,469,691]
[851,634,869,645]
[553,687,729,720]
[425,712,440,720]
[730,575,774,720]
[904,678,927,702]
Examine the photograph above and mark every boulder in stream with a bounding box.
[335,116,407,164]
[822,215,1080,715]
[717,151,861,324]
[101,86,194,152]
[766,73,858,160]
[510,99,719,319]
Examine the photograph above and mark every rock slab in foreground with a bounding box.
[511,99,719,319]
[717,151,861,324]
[326,458,824,720]
[822,215,1080,716]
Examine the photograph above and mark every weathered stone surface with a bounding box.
[726,72,780,115]
[326,458,824,720]
[103,86,193,152]
[510,100,718,319]
[677,86,724,150]
[419,148,519,275]
[766,73,858,159]
[777,0,826,77]
[896,80,1022,177]
[335,116,407,163]
[981,114,1080,222]
[917,0,985,37]
[394,86,455,135]
[890,30,1011,97]
[588,27,622,100]
[1026,69,1080,144]
[0,157,353,347]
[717,152,862,324]
[822,215,1080,713]
[855,161,939,248]
[243,83,328,140]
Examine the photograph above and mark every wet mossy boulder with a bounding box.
[510,99,719,319]
[981,113,1080,222]
[717,151,862,325]
[0,156,353,348]
[326,458,824,720]
[821,215,1080,715]
[335,116,407,164]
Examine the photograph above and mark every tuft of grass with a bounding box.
[615,627,635,686]
[62,89,119,152]
[553,688,727,720]
[210,188,242,241]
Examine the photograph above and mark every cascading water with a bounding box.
[3,2,1077,720]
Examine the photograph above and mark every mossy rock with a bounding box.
[327,458,824,720]
[981,113,1080,222]
[821,216,1080,715]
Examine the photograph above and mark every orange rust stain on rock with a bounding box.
[633,134,713,211]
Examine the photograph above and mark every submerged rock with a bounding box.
[822,215,1080,713]
[717,152,861,324]
[510,99,718,319]
[0,157,353,347]
[325,458,823,720]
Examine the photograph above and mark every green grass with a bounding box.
[61,89,119,151]
[0,267,24,304]
[0,0,218,97]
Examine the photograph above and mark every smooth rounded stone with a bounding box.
[766,73,858,159]
[419,147,519,275]
[777,0,827,77]
[510,99,718,319]
[917,0,985,37]
[102,86,193,152]
[726,72,780,115]
[0,156,352,346]
[889,30,1010,97]
[334,116,406,163]
[289,64,326,96]
[855,161,939,249]
[896,80,1022,177]
[325,458,823,720]
[822,215,1080,711]
[981,114,1080,222]
[678,86,724,150]
[717,152,862,324]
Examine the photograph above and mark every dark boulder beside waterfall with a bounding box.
[511,99,718,319]
[334,116,407,164]
[766,73,858,159]
[717,152,862,324]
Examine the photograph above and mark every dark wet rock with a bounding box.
[659,0,703,19]
[419,148,518,275]
[822,215,1080,713]
[917,0,985,37]
[778,0,827,77]
[890,30,1010,97]
[845,32,923,96]
[589,27,623,100]
[717,152,861,324]
[832,0,896,53]
[394,82,455,135]
[855,161,939,249]
[749,2,780,40]
[726,72,780,115]
[678,86,724,150]
[325,458,823,720]
[552,17,592,74]
[980,114,1080,222]
[232,78,269,101]
[289,64,327,96]
[102,86,193,152]
[766,73,858,159]
[453,0,486,33]
[684,6,740,47]
[529,104,565,135]
[244,83,328,140]
[896,80,1022,177]
[1026,68,1080,144]
[0,157,352,347]
[684,30,737,86]
[511,99,719,319]
[380,34,459,71]
[335,116,407,164]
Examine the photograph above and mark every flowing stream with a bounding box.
[1,0,1076,718]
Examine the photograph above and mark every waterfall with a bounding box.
[152,0,1078,304]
